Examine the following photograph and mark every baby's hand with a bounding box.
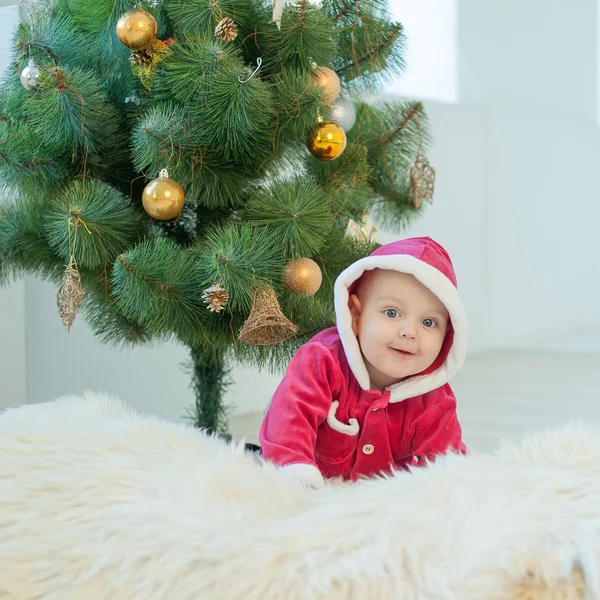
[278,463,325,490]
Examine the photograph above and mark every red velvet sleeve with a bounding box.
[259,342,342,469]
[411,387,466,465]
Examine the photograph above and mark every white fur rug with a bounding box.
[0,392,598,600]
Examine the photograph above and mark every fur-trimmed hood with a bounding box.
[333,236,469,402]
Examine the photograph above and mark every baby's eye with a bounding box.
[422,318,438,328]
[384,309,399,319]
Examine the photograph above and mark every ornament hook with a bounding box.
[238,58,262,83]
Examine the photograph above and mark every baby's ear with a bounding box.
[349,294,362,336]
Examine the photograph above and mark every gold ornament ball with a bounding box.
[307,121,347,161]
[116,9,158,51]
[312,66,341,102]
[142,171,185,220]
[282,258,323,297]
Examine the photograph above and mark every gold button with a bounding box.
[362,444,375,455]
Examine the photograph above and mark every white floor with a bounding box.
[229,350,600,453]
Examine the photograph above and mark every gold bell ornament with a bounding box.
[238,284,298,345]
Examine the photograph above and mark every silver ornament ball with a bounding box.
[20,59,41,91]
[330,97,356,132]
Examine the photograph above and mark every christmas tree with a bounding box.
[0,0,434,434]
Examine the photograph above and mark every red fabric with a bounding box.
[259,329,465,481]
[346,237,459,299]
[370,236,458,285]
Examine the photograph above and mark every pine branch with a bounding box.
[81,271,157,347]
[335,22,403,79]
[152,39,241,103]
[332,0,361,22]
[0,199,64,283]
[244,178,332,257]
[45,179,145,269]
[270,70,331,144]
[116,254,169,289]
[15,37,59,65]
[260,0,336,75]
[22,65,124,160]
[193,224,286,313]
[309,140,372,222]
[350,101,431,231]
[377,102,422,149]
[0,151,56,171]
[0,122,66,190]
[164,0,250,37]
[111,237,212,343]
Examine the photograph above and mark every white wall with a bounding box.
[5,0,600,418]
[24,278,194,419]
[0,3,27,411]
[404,0,600,353]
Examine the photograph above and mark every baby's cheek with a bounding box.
[427,335,446,358]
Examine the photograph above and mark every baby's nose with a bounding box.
[399,320,417,339]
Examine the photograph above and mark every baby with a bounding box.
[259,237,468,488]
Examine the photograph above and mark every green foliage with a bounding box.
[261,1,336,74]
[270,70,331,144]
[1,62,124,170]
[351,100,431,230]
[310,139,373,222]
[0,0,430,432]
[45,179,143,269]
[164,0,251,39]
[111,237,208,339]
[131,102,197,177]
[0,121,66,192]
[82,290,156,347]
[30,66,122,157]
[324,0,405,87]
[0,195,64,284]
[193,224,285,312]
[151,37,276,163]
[188,60,275,163]
[154,39,240,103]
[244,179,331,257]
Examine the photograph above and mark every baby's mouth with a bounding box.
[390,347,416,356]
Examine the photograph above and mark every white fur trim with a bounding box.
[278,463,325,489]
[334,255,469,402]
[326,401,360,436]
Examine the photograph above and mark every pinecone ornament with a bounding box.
[130,47,153,67]
[214,17,238,42]
[202,284,229,313]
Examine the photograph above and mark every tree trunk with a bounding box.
[189,347,232,435]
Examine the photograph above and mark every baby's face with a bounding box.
[349,270,449,390]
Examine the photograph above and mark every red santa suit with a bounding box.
[259,237,469,488]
